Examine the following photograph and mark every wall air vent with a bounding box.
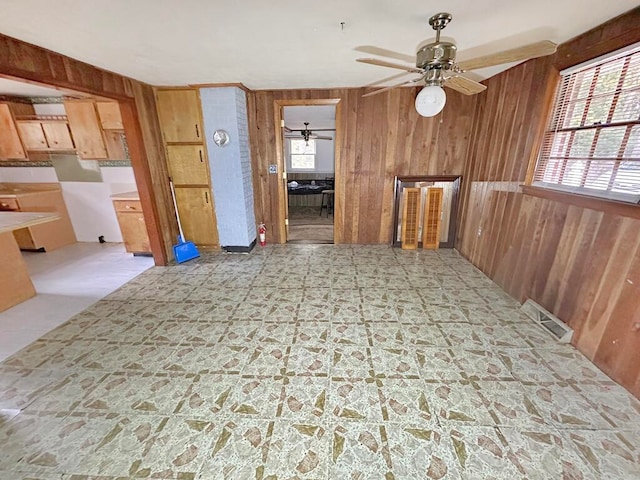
[521,299,573,343]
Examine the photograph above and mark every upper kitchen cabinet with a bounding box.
[96,102,124,130]
[155,89,203,143]
[0,103,27,160]
[16,119,75,151]
[64,100,108,159]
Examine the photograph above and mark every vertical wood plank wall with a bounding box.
[246,88,476,244]
[457,13,640,397]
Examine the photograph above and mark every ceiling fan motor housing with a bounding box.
[416,42,457,70]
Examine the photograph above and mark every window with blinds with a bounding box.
[533,44,640,204]
[290,139,316,169]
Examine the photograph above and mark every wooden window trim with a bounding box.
[522,184,640,219]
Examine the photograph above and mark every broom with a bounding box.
[169,178,200,263]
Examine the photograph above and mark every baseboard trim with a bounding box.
[222,239,256,253]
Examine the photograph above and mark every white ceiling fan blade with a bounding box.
[283,125,292,133]
[357,58,423,74]
[363,77,423,98]
[354,46,415,64]
[444,76,487,95]
[312,135,333,140]
[457,40,557,71]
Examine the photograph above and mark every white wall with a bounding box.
[0,166,137,243]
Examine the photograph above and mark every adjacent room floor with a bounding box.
[0,245,638,479]
[0,242,154,361]
[288,206,334,243]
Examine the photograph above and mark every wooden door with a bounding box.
[166,145,210,185]
[64,100,108,159]
[0,104,26,159]
[155,89,203,143]
[422,187,443,249]
[16,122,47,150]
[96,102,124,130]
[401,188,420,250]
[42,122,75,150]
[174,187,219,247]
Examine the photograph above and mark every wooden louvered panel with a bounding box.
[401,188,420,250]
[422,187,443,249]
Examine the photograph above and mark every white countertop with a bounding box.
[110,191,140,201]
[0,212,60,234]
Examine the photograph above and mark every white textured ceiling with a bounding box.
[284,106,336,131]
[0,1,637,90]
[0,77,65,97]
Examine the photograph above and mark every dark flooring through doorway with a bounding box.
[288,206,333,244]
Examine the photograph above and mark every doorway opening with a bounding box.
[0,75,154,358]
[392,176,461,249]
[282,104,336,244]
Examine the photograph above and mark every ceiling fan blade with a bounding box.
[354,46,415,64]
[457,40,557,71]
[283,125,292,133]
[357,58,423,74]
[363,77,424,98]
[313,135,333,140]
[444,76,487,95]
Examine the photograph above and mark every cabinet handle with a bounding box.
[204,191,209,204]
[195,124,200,138]
[1,203,7,207]
[199,149,203,162]
[125,204,136,210]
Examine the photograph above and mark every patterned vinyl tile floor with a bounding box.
[0,245,639,479]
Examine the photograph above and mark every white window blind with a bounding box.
[290,139,316,170]
[533,45,640,204]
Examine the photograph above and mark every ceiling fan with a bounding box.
[357,12,557,116]
[285,122,333,141]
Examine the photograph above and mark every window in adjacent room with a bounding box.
[290,139,316,169]
[533,44,640,204]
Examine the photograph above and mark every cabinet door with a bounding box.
[156,89,203,143]
[115,211,151,253]
[42,122,75,150]
[174,187,219,247]
[16,122,48,150]
[96,102,124,130]
[167,145,209,185]
[0,104,27,159]
[64,101,108,159]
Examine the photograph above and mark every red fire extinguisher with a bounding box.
[258,223,267,246]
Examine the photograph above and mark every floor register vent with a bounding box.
[521,299,573,343]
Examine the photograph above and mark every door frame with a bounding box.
[392,175,461,249]
[0,33,169,265]
[273,98,342,244]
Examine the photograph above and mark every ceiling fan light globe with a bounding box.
[415,85,446,117]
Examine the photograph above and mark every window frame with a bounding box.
[289,138,316,170]
[531,42,640,205]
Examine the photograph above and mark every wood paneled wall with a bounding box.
[457,8,640,398]
[247,88,476,244]
[0,33,176,264]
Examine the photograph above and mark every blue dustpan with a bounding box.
[169,179,200,263]
[173,234,200,263]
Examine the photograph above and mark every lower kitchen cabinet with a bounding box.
[174,187,219,248]
[0,183,76,251]
[111,195,151,255]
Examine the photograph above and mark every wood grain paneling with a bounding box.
[457,8,640,398]
[247,88,475,244]
[0,33,175,265]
